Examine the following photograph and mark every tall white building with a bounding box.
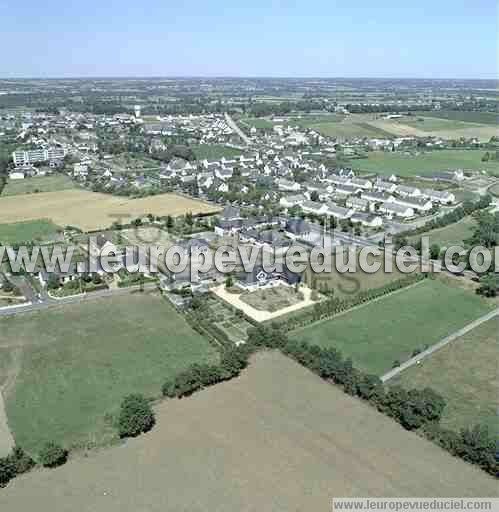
[12,147,66,166]
[134,105,141,118]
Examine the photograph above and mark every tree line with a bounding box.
[158,322,496,477]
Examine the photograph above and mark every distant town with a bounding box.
[0,77,497,506]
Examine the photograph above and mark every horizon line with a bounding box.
[0,75,497,82]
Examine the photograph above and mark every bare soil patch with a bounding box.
[0,352,495,511]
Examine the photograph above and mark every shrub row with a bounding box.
[0,443,67,489]
[0,447,35,488]
[162,346,253,399]
[246,324,497,477]
[423,423,496,476]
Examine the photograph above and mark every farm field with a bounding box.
[390,317,498,434]
[308,119,394,139]
[191,144,243,160]
[0,219,61,244]
[366,116,497,141]
[0,293,219,454]
[0,351,495,511]
[409,216,477,249]
[1,175,77,196]
[291,279,494,375]
[303,250,405,297]
[353,150,498,176]
[387,116,480,133]
[417,110,498,126]
[0,189,220,231]
[239,117,274,129]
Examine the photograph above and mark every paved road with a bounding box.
[224,113,251,146]
[0,282,159,317]
[381,308,499,382]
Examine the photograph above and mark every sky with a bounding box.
[0,1,497,79]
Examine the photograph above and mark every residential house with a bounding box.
[379,202,415,219]
[285,218,313,241]
[220,205,242,221]
[421,189,455,204]
[277,178,301,192]
[335,184,361,197]
[375,180,397,194]
[326,202,353,220]
[301,201,329,216]
[346,196,369,211]
[350,177,373,190]
[392,196,433,212]
[396,185,421,198]
[279,193,306,208]
[350,212,383,228]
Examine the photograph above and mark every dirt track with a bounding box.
[0,391,14,457]
[0,352,496,511]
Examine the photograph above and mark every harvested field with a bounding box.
[0,189,220,231]
[365,117,497,141]
[0,352,495,511]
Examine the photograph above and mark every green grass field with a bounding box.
[409,216,477,249]
[353,150,499,176]
[390,317,498,434]
[417,110,498,126]
[1,293,219,454]
[240,117,274,129]
[0,219,61,244]
[1,175,76,196]
[291,279,493,375]
[191,144,243,161]
[308,120,393,139]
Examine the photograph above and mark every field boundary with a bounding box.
[290,278,426,335]
[0,390,15,457]
[381,308,499,382]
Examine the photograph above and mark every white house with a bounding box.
[392,196,433,212]
[277,178,301,192]
[350,212,383,228]
[421,189,455,204]
[280,193,306,208]
[379,202,415,219]
[375,180,397,194]
[301,200,329,216]
[396,185,421,198]
[346,196,369,211]
[326,202,353,219]
[350,177,373,190]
